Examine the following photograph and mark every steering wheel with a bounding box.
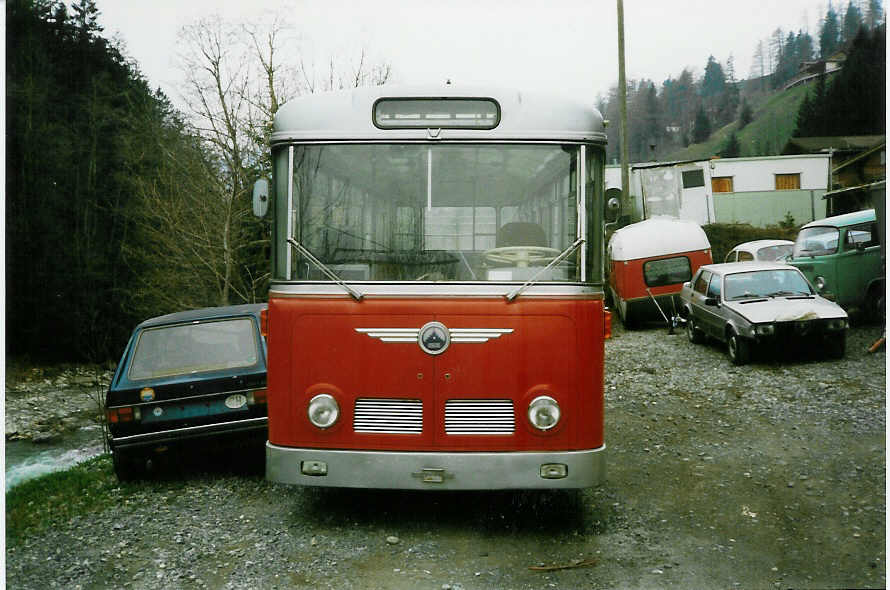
[484,246,561,268]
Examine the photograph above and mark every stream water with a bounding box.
[5,425,106,491]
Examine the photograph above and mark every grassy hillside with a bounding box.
[664,83,812,161]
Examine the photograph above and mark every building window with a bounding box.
[775,173,801,190]
[682,169,705,188]
[711,176,734,193]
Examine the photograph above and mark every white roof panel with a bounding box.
[608,216,711,261]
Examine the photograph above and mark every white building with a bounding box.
[606,154,830,227]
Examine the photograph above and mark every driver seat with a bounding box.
[496,222,547,247]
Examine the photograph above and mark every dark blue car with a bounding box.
[106,304,268,480]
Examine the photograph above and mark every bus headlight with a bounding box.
[307,394,339,429]
[528,396,560,431]
[814,276,826,291]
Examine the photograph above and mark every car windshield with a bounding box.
[756,244,793,261]
[793,226,839,257]
[724,269,814,301]
[128,318,259,380]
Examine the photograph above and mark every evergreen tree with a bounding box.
[842,1,864,44]
[820,3,842,57]
[692,105,711,143]
[738,98,754,128]
[866,0,884,29]
[700,55,726,97]
[794,26,885,137]
[720,132,742,157]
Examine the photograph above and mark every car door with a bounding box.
[838,221,882,307]
[698,272,726,338]
[687,269,712,332]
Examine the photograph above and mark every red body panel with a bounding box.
[610,250,712,303]
[266,296,605,453]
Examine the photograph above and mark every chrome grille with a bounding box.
[353,398,423,434]
[445,399,515,435]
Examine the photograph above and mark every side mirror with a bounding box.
[604,187,622,223]
[682,281,691,289]
[253,178,270,218]
[704,297,718,307]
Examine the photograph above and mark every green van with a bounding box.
[789,209,884,318]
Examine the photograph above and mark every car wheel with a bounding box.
[112,451,144,482]
[686,316,704,344]
[827,333,846,359]
[727,331,750,365]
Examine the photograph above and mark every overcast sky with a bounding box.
[95,0,828,108]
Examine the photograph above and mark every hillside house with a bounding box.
[783,49,846,90]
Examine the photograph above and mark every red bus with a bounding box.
[256,84,612,489]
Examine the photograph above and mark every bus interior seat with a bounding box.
[496,222,547,247]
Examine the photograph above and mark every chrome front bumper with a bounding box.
[266,444,606,490]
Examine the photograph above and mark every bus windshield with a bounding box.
[280,143,590,282]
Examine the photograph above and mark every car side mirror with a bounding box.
[705,297,718,306]
[683,281,691,289]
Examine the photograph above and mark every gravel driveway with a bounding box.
[6,321,886,589]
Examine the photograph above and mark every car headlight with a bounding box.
[827,318,848,331]
[307,394,339,429]
[755,323,776,336]
[814,276,826,291]
[528,395,560,431]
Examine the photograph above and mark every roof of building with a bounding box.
[782,135,886,155]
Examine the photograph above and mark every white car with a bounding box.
[679,262,848,365]
[724,239,794,263]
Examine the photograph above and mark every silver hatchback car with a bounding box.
[679,262,848,364]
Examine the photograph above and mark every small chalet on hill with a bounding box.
[783,49,847,91]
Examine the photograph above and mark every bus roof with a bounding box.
[271,84,606,144]
[608,216,711,261]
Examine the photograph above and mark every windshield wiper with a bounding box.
[767,290,812,298]
[286,238,363,301]
[730,293,769,301]
[506,238,584,302]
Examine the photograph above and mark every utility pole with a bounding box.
[617,0,631,217]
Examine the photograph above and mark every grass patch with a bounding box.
[6,454,124,542]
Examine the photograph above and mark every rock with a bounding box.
[386,536,400,545]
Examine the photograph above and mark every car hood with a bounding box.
[724,296,847,323]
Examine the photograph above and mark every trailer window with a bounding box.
[643,256,692,287]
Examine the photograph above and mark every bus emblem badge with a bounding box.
[418,321,450,355]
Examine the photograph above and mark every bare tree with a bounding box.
[299,47,391,93]
[130,13,394,310]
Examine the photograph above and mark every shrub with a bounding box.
[703,222,799,263]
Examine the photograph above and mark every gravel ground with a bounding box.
[6,320,886,589]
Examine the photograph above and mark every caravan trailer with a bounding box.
[608,217,712,327]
